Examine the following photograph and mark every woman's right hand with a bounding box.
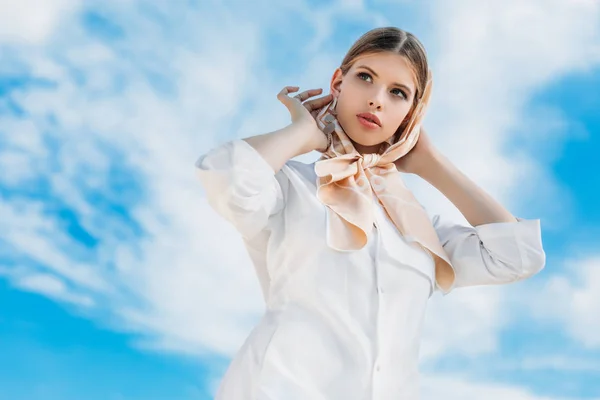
[277,86,333,152]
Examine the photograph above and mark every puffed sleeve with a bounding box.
[432,214,546,294]
[194,139,289,239]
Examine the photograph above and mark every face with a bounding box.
[330,52,417,154]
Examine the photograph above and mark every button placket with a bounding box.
[372,210,385,399]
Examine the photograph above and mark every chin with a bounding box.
[349,135,382,146]
[346,128,389,146]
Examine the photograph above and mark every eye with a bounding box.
[357,72,372,82]
[356,72,407,99]
[391,88,407,99]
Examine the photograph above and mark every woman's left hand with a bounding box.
[394,126,437,175]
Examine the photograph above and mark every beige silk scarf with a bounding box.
[313,70,455,292]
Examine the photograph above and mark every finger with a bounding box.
[277,86,299,99]
[294,88,323,102]
[304,94,333,111]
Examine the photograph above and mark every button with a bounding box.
[378,287,384,294]
[375,364,381,372]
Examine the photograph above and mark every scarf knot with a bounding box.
[359,153,382,169]
[312,69,457,293]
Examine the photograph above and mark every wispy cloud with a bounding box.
[526,255,600,348]
[0,0,81,45]
[422,374,598,400]
[11,271,94,307]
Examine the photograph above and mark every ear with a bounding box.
[329,68,344,97]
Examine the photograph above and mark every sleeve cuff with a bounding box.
[195,139,279,199]
[475,217,544,275]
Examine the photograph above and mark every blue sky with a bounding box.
[1,1,599,399]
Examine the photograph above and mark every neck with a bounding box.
[352,140,382,155]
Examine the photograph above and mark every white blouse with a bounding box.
[195,139,546,400]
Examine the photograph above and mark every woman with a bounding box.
[195,27,545,400]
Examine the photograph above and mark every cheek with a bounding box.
[384,105,410,126]
[336,90,357,110]
[392,105,413,127]
[334,96,356,124]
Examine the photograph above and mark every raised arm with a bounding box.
[195,87,331,239]
[403,128,545,293]
[243,86,332,172]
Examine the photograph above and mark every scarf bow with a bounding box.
[313,70,455,292]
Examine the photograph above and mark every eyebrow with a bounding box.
[356,65,413,97]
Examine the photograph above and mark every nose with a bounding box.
[369,100,382,110]
[369,87,385,110]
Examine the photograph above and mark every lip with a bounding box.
[357,115,380,130]
[356,113,381,127]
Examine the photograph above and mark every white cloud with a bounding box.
[0,201,108,291]
[527,255,600,349]
[0,265,94,307]
[413,0,600,363]
[511,355,600,373]
[421,374,590,400]
[0,0,309,358]
[15,272,95,307]
[413,0,600,221]
[421,286,506,360]
[0,0,80,45]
